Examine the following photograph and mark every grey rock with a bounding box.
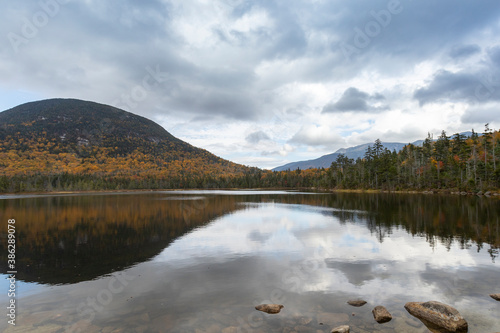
[404,301,468,332]
[331,325,350,333]
[347,299,367,307]
[254,303,284,314]
[372,305,392,323]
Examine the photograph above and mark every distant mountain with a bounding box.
[273,130,482,171]
[0,98,254,184]
[273,141,423,171]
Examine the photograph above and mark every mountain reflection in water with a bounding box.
[0,191,499,332]
[0,192,498,285]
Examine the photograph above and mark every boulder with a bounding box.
[372,305,392,323]
[347,299,367,307]
[404,301,468,332]
[331,325,349,333]
[490,294,500,301]
[254,304,284,314]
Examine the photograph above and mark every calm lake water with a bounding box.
[0,190,499,332]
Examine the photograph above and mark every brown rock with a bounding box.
[330,325,350,333]
[490,293,500,301]
[254,303,284,314]
[404,301,468,332]
[372,305,392,323]
[347,299,367,307]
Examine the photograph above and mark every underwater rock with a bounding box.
[254,303,284,314]
[330,325,350,333]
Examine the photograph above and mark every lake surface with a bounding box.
[0,190,499,332]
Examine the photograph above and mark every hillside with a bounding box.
[0,98,258,191]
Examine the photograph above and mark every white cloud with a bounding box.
[289,124,345,147]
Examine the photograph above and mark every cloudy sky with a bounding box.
[2,0,500,169]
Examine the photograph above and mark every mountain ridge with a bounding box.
[0,98,256,191]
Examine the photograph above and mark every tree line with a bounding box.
[1,125,499,193]
[325,124,500,191]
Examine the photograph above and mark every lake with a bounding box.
[0,190,499,332]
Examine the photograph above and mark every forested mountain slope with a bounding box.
[0,98,259,191]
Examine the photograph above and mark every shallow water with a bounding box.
[0,191,499,332]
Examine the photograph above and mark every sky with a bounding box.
[2,0,500,169]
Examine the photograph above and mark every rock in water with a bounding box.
[331,325,350,333]
[372,305,392,323]
[490,294,500,301]
[404,301,468,332]
[347,300,367,307]
[254,304,284,314]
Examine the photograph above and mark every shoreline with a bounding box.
[1,187,499,197]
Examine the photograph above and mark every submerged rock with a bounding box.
[372,305,392,323]
[490,294,500,301]
[254,303,284,314]
[404,301,468,332]
[347,299,367,307]
[330,325,350,333]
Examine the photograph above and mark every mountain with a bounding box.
[272,141,425,171]
[0,98,255,190]
[273,129,483,171]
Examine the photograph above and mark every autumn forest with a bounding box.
[0,99,499,193]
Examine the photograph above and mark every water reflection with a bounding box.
[0,191,499,332]
[0,192,498,286]
[0,193,242,284]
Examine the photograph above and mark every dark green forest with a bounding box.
[324,126,500,192]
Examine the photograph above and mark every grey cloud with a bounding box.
[322,87,388,113]
[449,44,481,59]
[461,105,500,124]
[414,70,479,106]
[329,0,500,70]
[261,150,279,156]
[414,69,500,106]
[488,46,500,67]
[168,89,259,120]
[246,130,271,144]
